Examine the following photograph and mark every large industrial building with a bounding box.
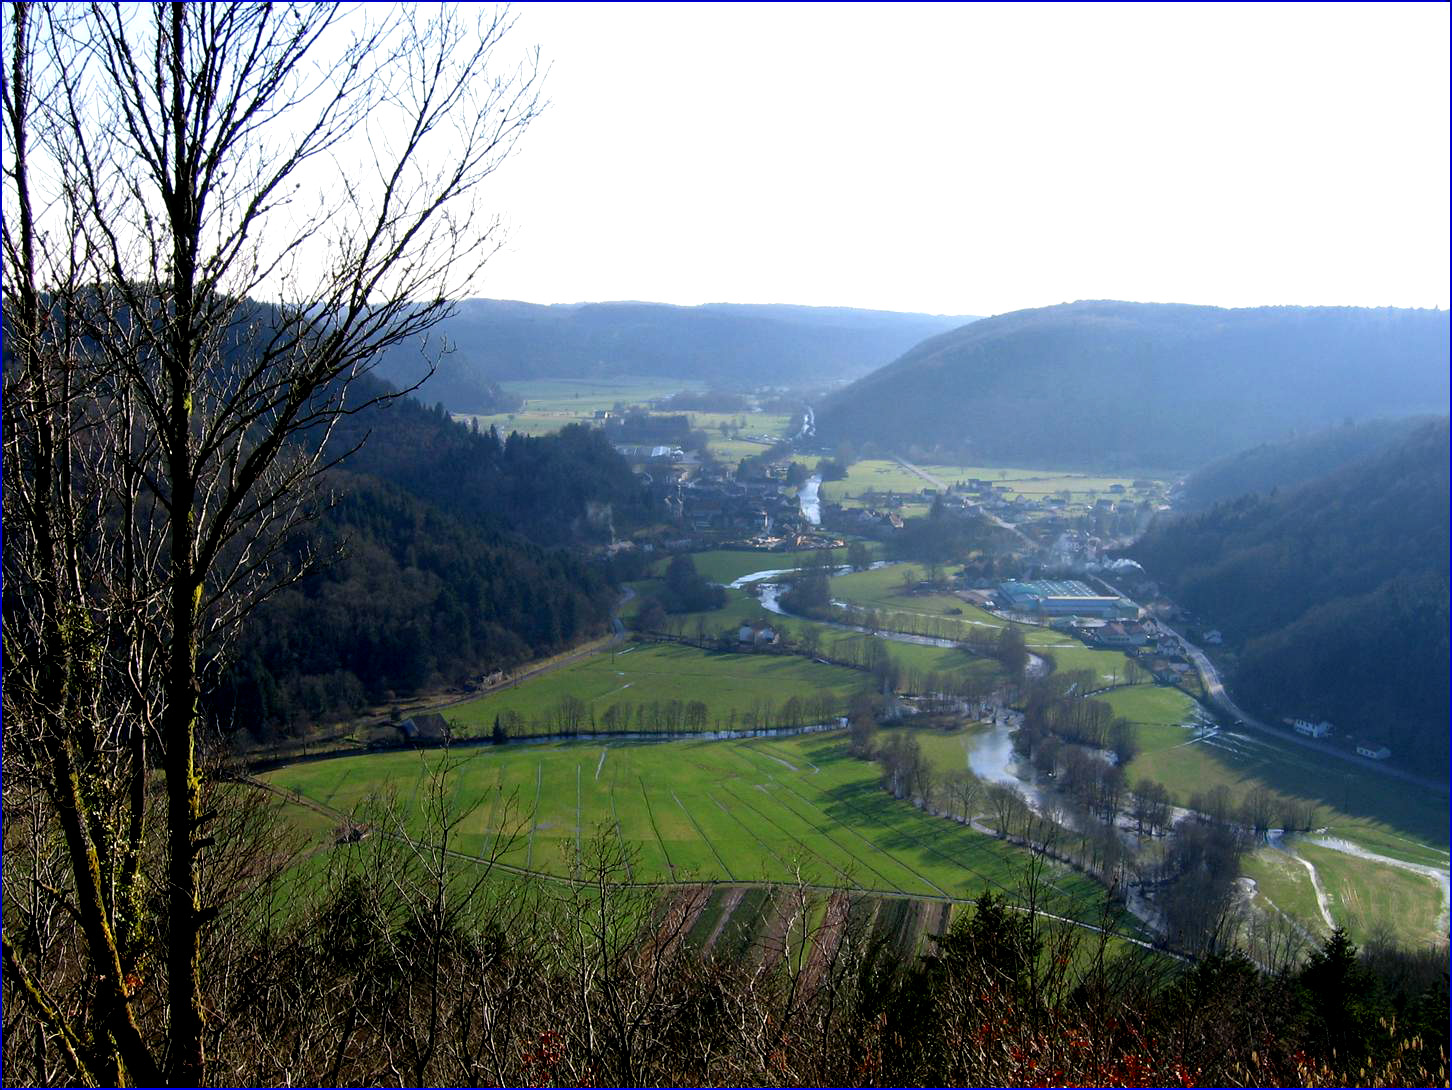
[997,579,1138,619]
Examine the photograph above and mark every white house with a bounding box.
[738,623,777,646]
[1290,718,1333,738]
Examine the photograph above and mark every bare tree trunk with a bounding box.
[3,2,541,1082]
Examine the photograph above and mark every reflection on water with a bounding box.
[965,720,1051,812]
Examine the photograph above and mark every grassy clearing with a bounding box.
[454,411,576,436]
[630,576,1000,689]
[830,563,978,616]
[818,459,1162,507]
[453,380,794,458]
[505,376,702,412]
[1123,722,1448,856]
[686,410,793,434]
[825,563,1132,684]
[920,465,1151,501]
[1241,849,1330,939]
[704,438,779,463]
[1092,678,1447,859]
[1297,841,1446,948]
[260,730,1113,927]
[1098,687,1203,754]
[819,460,939,507]
[441,642,872,737]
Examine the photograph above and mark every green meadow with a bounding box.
[450,380,797,466]
[825,563,1132,683]
[1296,841,1446,948]
[442,642,872,737]
[920,464,1153,501]
[818,459,1164,508]
[260,728,1113,924]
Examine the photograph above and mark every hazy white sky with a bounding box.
[471,1,1449,316]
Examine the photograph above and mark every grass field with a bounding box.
[453,377,700,437]
[818,460,1166,509]
[450,380,796,465]
[921,465,1155,501]
[819,460,938,508]
[1121,719,1449,856]
[260,729,1114,926]
[1241,848,1331,939]
[442,642,872,737]
[705,438,780,463]
[1296,841,1446,947]
[505,377,702,412]
[826,563,1132,684]
[1098,687,1204,749]
[630,579,1003,688]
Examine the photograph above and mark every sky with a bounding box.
[461,1,1450,317]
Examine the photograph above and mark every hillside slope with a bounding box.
[816,301,1449,469]
[1130,420,1450,772]
[1175,416,1438,512]
[214,372,650,740]
[374,299,977,403]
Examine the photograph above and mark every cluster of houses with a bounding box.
[1281,717,1392,759]
[632,457,801,537]
[831,505,905,532]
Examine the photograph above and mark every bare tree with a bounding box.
[2,3,540,1083]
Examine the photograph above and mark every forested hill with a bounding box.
[373,299,976,403]
[325,374,653,545]
[1130,420,1450,773]
[814,301,1449,470]
[1175,416,1438,512]
[213,377,650,742]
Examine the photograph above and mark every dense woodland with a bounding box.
[373,299,974,397]
[374,346,524,414]
[209,381,651,739]
[1176,416,1435,511]
[817,302,1449,469]
[328,377,653,545]
[1131,420,1450,772]
[212,475,620,740]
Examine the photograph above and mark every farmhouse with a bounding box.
[397,713,453,746]
[1287,718,1333,738]
[738,623,779,647]
[1093,621,1149,648]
